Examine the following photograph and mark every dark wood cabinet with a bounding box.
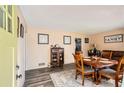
[50,48,64,68]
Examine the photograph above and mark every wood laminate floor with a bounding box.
[24,63,75,87]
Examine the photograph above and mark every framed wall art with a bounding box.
[104,34,123,43]
[38,33,49,44]
[84,38,89,43]
[63,35,71,44]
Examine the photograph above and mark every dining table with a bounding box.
[83,56,118,85]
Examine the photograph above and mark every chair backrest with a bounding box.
[75,51,83,55]
[111,51,124,61]
[117,56,124,72]
[117,56,124,73]
[72,53,84,71]
[101,51,112,59]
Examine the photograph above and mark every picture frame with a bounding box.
[17,16,20,37]
[20,24,24,38]
[84,38,89,43]
[38,33,49,44]
[63,35,71,44]
[104,34,123,43]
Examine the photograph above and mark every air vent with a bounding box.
[38,63,45,66]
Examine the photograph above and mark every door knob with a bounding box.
[16,74,22,80]
[16,65,20,70]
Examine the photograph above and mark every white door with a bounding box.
[16,22,26,87]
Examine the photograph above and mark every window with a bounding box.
[8,17,12,33]
[8,5,12,16]
[8,5,12,33]
[4,5,6,8]
[0,6,6,30]
[0,5,13,33]
[3,11,6,30]
[0,8,3,28]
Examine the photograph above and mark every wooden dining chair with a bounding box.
[101,51,113,60]
[99,56,124,87]
[72,53,94,85]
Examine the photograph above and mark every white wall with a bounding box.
[16,6,27,87]
[26,27,89,70]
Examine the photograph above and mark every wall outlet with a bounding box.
[38,63,45,66]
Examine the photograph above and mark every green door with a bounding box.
[0,5,17,86]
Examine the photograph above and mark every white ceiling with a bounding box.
[20,5,124,34]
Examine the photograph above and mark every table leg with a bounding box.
[94,68,101,85]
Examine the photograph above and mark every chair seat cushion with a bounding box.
[84,67,94,73]
[76,66,94,74]
[100,68,122,79]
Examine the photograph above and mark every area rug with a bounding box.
[50,70,119,87]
